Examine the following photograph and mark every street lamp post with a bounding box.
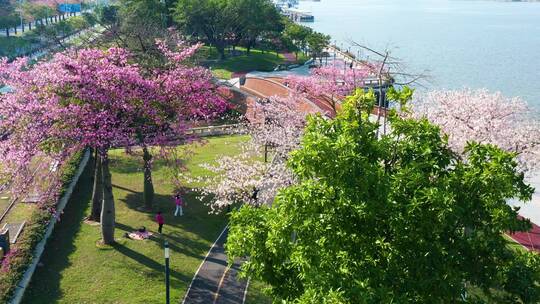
[164,241,170,304]
[160,0,166,28]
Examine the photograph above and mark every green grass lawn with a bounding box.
[504,233,528,253]
[200,46,287,80]
[22,135,250,304]
[245,279,273,304]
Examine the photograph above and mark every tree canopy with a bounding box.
[0,42,228,244]
[306,31,330,60]
[226,89,540,303]
[412,89,540,173]
[0,0,18,32]
[173,0,283,59]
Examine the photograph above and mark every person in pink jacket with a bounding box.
[156,211,164,233]
[174,194,184,216]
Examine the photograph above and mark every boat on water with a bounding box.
[281,7,315,22]
[273,0,299,7]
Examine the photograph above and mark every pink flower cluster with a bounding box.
[286,64,372,101]
[0,42,228,204]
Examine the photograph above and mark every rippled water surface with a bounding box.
[298,0,540,109]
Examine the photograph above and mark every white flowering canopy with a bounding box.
[412,89,540,173]
[195,94,314,213]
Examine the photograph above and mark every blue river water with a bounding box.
[298,0,540,110]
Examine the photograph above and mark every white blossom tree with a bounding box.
[194,94,315,212]
[411,89,540,172]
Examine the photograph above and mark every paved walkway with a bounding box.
[182,227,248,304]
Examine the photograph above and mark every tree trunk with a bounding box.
[100,151,115,245]
[246,45,251,55]
[5,28,9,37]
[216,45,226,60]
[14,26,17,35]
[89,151,103,221]
[143,146,154,210]
[29,22,32,31]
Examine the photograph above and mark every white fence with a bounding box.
[185,124,244,137]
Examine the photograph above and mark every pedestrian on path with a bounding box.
[156,211,164,233]
[174,193,184,216]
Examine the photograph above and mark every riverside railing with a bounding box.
[184,124,245,137]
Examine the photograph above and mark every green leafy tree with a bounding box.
[227,89,540,303]
[89,1,170,68]
[23,3,54,26]
[306,31,330,61]
[283,22,312,60]
[0,0,18,36]
[235,0,283,54]
[174,0,238,59]
[118,0,166,59]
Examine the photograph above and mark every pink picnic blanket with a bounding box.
[128,231,153,240]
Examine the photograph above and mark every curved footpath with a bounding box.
[182,227,248,304]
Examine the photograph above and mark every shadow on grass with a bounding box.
[112,183,139,194]
[115,221,206,261]
[109,154,142,174]
[21,157,94,304]
[110,242,192,282]
[109,150,178,175]
[121,190,227,240]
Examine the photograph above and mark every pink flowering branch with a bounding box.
[0,41,229,243]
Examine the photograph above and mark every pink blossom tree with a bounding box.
[285,64,372,115]
[0,49,151,244]
[411,89,540,172]
[127,39,227,212]
[0,42,227,244]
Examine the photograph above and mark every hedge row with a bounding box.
[0,150,85,303]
